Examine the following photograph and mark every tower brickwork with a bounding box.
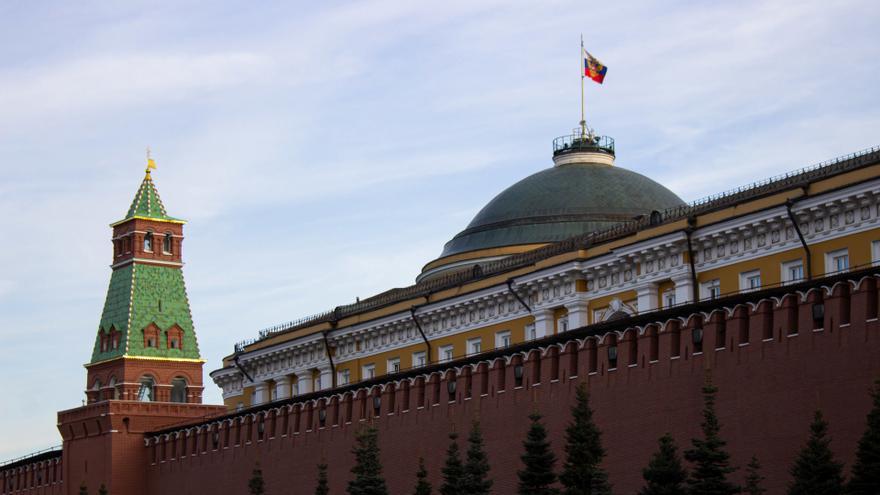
[85,168,205,404]
[51,163,224,495]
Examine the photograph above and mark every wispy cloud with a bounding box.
[1,0,879,460]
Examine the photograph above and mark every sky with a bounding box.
[1,0,879,460]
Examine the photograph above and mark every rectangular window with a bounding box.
[495,330,511,349]
[362,364,375,380]
[438,345,454,362]
[557,317,569,333]
[702,279,721,299]
[663,290,676,308]
[872,241,880,266]
[412,351,426,367]
[740,270,761,291]
[467,338,482,356]
[387,357,400,374]
[826,249,849,273]
[781,259,804,284]
[525,323,537,340]
[338,369,350,385]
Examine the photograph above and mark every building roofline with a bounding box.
[232,144,880,356]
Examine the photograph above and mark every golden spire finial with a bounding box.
[145,147,157,176]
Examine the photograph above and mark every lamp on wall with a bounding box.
[607,345,618,362]
[514,364,524,380]
[812,303,825,325]
[318,408,327,426]
[692,327,704,345]
[447,379,457,395]
[372,395,381,414]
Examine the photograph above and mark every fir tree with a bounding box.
[639,433,687,495]
[249,462,266,495]
[683,384,739,495]
[518,412,559,495]
[440,432,465,495]
[559,383,611,495]
[848,380,880,495]
[788,410,844,495]
[414,457,432,495]
[98,484,108,495]
[79,482,89,495]
[347,426,389,495]
[463,421,493,495]
[743,456,765,495]
[315,462,329,495]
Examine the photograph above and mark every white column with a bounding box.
[533,309,554,338]
[672,273,694,305]
[253,382,269,405]
[565,299,589,329]
[274,376,291,400]
[296,371,313,395]
[636,282,659,313]
[316,365,333,391]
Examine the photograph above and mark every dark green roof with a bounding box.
[439,162,685,258]
[121,172,182,223]
[91,263,201,363]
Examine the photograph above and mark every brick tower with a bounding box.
[57,158,224,495]
[84,160,205,404]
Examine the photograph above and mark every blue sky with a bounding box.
[1,0,878,460]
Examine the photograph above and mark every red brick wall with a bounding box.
[0,457,63,495]
[55,401,224,495]
[141,276,880,495]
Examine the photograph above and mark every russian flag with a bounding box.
[584,50,607,84]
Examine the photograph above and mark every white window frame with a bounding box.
[557,316,569,333]
[438,344,454,362]
[387,357,401,374]
[740,270,761,291]
[495,330,511,349]
[781,259,805,284]
[525,323,537,340]
[362,364,375,380]
[412,351,426,367]
[466,337,482,356]
[662,289,676,308]
[338,369,351,385]
[872,240,880,266]
[825,248,849,274]
[701,279,721,299]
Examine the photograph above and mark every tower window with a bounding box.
[138,376,155,402]
[166,327,183,350]
[170,378,187,403]
[144,231,154,252]
[163,233,173,254]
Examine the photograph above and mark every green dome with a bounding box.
[438,162,685,259]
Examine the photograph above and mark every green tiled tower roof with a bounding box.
[91,171,200,364]
[118,171,183,224]
[91,263,201,362]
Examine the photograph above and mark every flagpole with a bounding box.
[580,34,586,139]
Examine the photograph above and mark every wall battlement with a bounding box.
[140,270,880,494]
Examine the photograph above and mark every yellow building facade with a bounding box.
[211,134,880,411]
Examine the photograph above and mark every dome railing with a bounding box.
[553,133,615,156]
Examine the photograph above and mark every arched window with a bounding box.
[108,376,119,400]
[138,376,155,402]
[93,379,102,391]
[144,231,154,252]
[163,233,173,254]
[170,378,187,403]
